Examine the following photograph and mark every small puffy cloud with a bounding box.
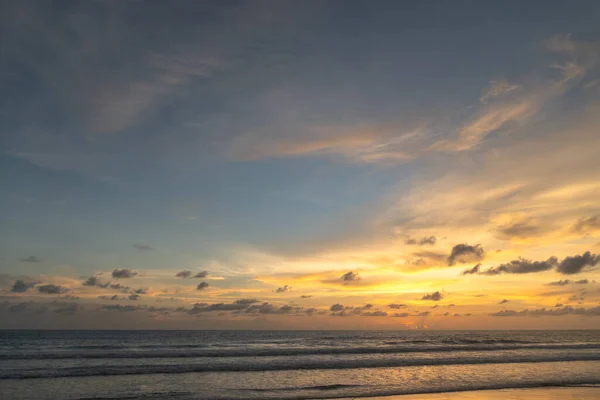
[132,243,154,251]
[175,270,192,278]
[405,236,437,246]
[20,256,41,263]
[422,291,443,301]
[11,280,36,293]
[388,303,408,309]
[498,299,509,304]
[330,303,345,312]
[300,295,312,298]
[447,244,485,266]
[112,269,138,279]
[128,293,140,300]
[340,271,360,282]
[415,311,431,316]
[556,252,599,275]
[196,282,209,290]
[275,285,291,293]
[194,271,208,278]
[37,284,69,294]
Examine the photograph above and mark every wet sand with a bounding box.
[337,386,600,400]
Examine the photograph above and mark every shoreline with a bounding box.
[334,386,600,400]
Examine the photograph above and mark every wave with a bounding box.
[2,342,599,360]
[4,353,600,379]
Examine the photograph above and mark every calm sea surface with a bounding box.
[1,330,600,399]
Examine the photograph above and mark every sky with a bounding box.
[1,0,600,330]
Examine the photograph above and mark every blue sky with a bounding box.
[1,1,600,329]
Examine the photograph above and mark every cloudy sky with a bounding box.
[2,1,600,329]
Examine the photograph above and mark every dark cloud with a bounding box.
[194,271,208,278]
[556,252,599,275]
[275,285,291,293]
[110,283,129,290]
[498,299,509,304]
[99,304,141,312]
[82,276,99,286]
[37,284,69,294]
[490,306,600,317]
[573,216,600,234]
[187,299,306,316]
[3,301,81,315]
[20,256,41,263]
[415,311,431,316]
[11,280,36,293]
[464,252,598,276]
[233,298,260,305]
[362,311,388,317]
[300,295,312,298]
[405,236,437,246]
[112,269,138,279]
[388,303,408,309]
[82,276,111,288]
[98,293,140,300]
[447,244,485,266]
[175,270,192,278]
[188,302,245,314]
[546,279,589,286]
[196,282,209,290]
[495,221,539,239]
[244,303,301,315]
[132,243,154,251]
[476,257,557,275]
[422,291,443,301]
[392,312,410,317]
[134,288,147,294]
[340,271,360,282]
[330,304,375,316]
[98,294,126,300]
[461,263,482,275]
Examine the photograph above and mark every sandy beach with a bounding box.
[338,386,600,400]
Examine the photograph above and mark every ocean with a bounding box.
[1,330,599,399]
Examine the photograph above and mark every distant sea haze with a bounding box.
[1,330,600,399]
